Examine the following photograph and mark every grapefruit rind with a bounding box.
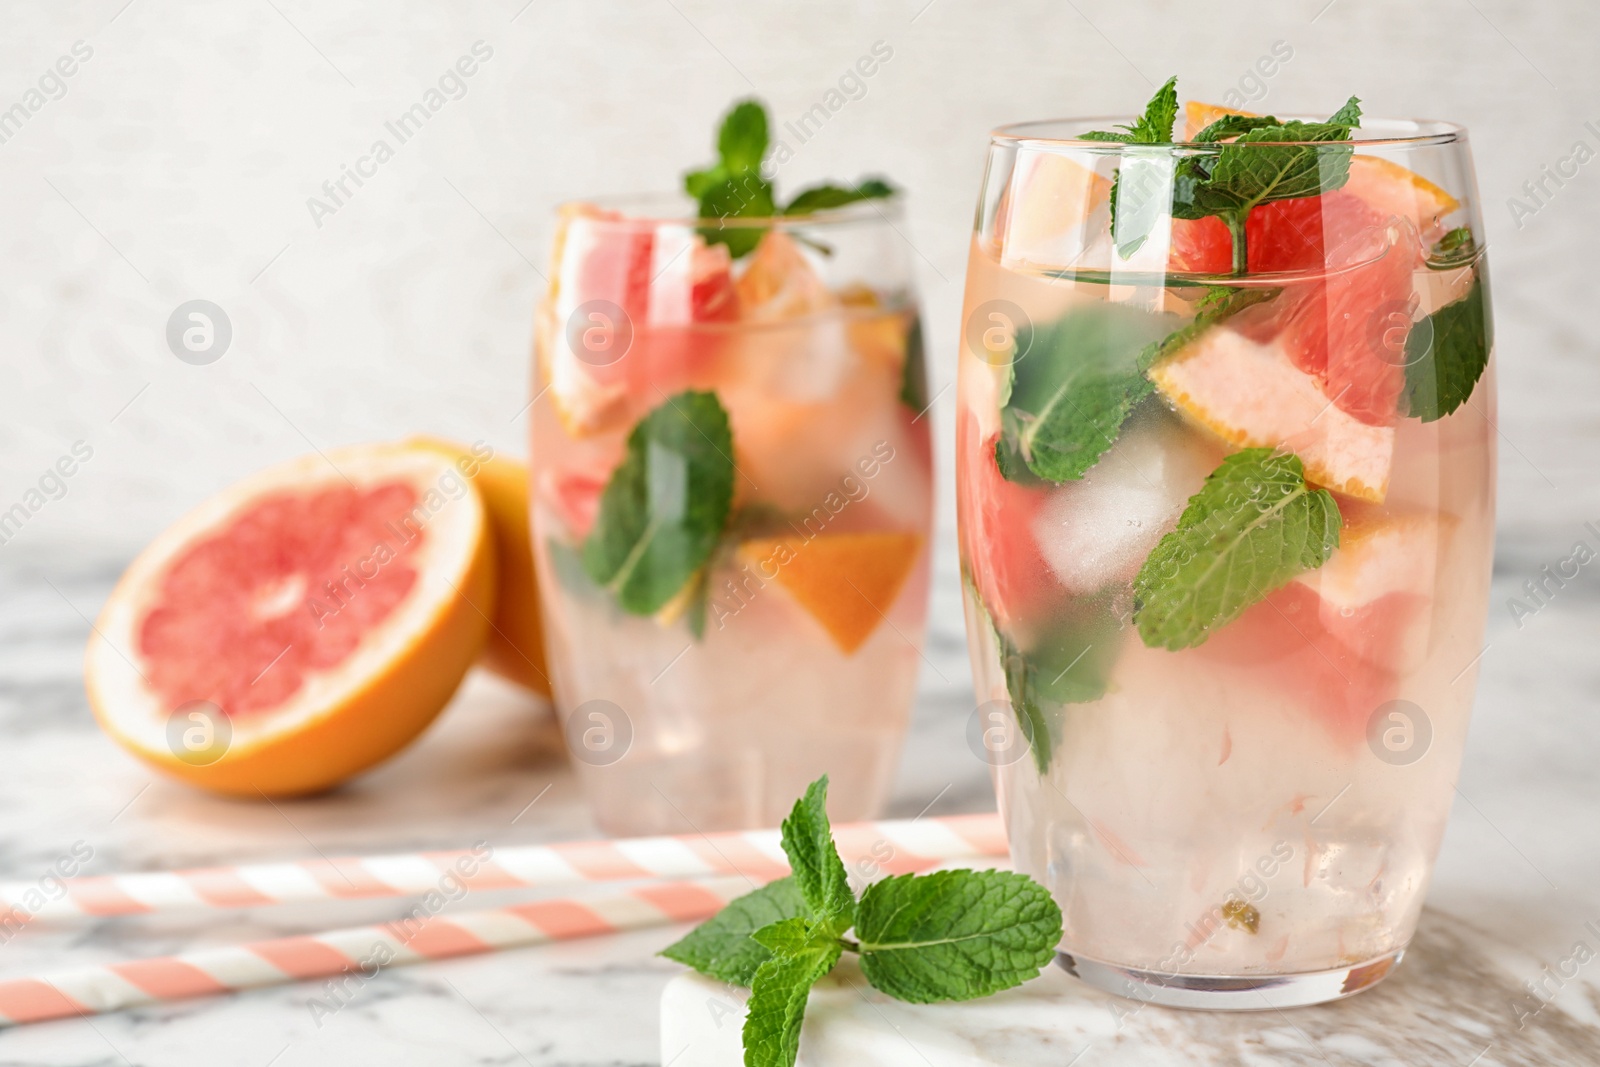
[1149,326,1393,502]
[409,436,551,697]
[86,444,495,797]
[735,532,922,655]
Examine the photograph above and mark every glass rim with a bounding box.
[990,115,1466,150]
[555,191,904,230]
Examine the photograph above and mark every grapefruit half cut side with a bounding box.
[87,443,495,797]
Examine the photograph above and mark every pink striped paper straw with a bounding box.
[0,875,751,1027]
[0,813,1005,925]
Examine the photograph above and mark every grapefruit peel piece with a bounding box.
[735,532,922,655]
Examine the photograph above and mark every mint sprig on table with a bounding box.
[686,99,895,257]
[1081,77,1361,271]
[581,390,734,617]
[661,777,1063,1067]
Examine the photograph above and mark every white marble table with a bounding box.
[1,551,1597,1066]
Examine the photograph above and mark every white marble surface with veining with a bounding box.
[0,558,1598,1066]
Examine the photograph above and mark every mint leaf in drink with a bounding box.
[898,317,929,412]
[1000,597,1123,773]
[996,303,1176,484]
[1082,78,1178,256]
[855,869,1062,1003]
[779,776,855,921]
[1081,76,1178,145]
[1191,112,1283,143]
[783,178,895,215]
[660,877,812,986]
[1427,226,1478,270]
[1133,449,1342,649]
[743,932,842,1067]
[1401,271,1492,422]
[687,99,776,257]
[582,390,735,616]
[717,99,769,174]
[1190,115,1359,218]
[686,99,899,257]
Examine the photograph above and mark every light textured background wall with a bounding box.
[0,0,1593,585]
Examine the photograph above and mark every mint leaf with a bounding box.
[898,316,928,412]
[687,100,776,257]
[743,934,842,1067]
[996,303,1176,484]
[1427,226,1478,270]
[1082,76,1177,145]
[1000,596,1123,773]
[855,870,1062,1004]
[1083,78,1177,256]
[1325,95,1363,127]
[779,776,854,921]
[582,391,735,615]
[697,172,778,258]
[1402,271,1491,422]
[660,877,812,986]
[1133,449,1342,650]
[1189,116,1358,218]
[783,178,894,215]
[1191,113,1282,143]
[718,99,769,175]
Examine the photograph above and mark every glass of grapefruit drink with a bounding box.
[529,162,932,834]
[957,83,1494,1008]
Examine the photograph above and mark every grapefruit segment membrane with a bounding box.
[87,443,495,797]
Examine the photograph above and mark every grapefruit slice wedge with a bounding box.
[736,531,922,654]
[87,443,495,797]
[1149,324,1395,502]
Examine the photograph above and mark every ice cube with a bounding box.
[1029,410,1216,595]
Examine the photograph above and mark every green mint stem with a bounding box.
[1227,212,1248,276]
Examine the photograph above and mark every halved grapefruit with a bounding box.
[87,443,495,797]
[411,436,551,697]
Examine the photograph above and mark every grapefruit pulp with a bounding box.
[87,443,495,797]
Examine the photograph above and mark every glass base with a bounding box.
[1056,948,1404,1010]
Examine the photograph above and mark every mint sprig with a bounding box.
[661,776,1063,1067]
[1083,79,1362,271]
[1401,270,1492,422]
[1132,449,1342,650]
[685,100,895,257]
[581,390,735,616]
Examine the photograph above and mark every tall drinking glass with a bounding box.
[531,198,932,835]
[956,116,1494,1007]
